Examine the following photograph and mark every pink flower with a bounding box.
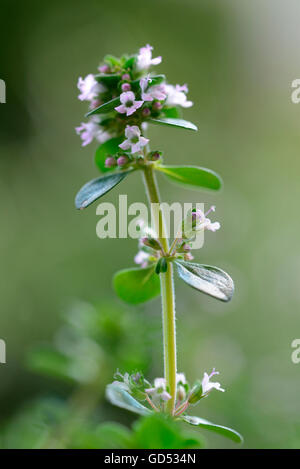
[202,369,225,395]
[119,125,149,154]
[115,91,143,116]
[140,76,167,102]
[77,74,105,101]
[165,83,193,108]
[75,119,110,147]
[136,44,162,71]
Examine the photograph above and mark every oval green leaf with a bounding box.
[181,415,243,444]
[95,137,124,173]
[106,382,152,417]
[156,165,222,191]
[149,117,198,131]
[75,171,130,210]
[175,261,234,302]
[113,266,160,304]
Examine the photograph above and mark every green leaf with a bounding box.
[149,117,198,131]
[95,137,123,173]
[75,170,131,210]
[106,382,152,417]
[70,422,133,449]
[163,107,182,118]
[132,414,204,449]
[175,261,234,302]
[156,165,222,191]
[95,74,121,86]
[86,96,120,117]
[113,266,160,304]
[181,415,243,444]
[124,56,136,69]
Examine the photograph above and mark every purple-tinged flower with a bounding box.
[193,206,220,232]
[202,368,225,395]
[117,155,129,166]
[115,91,143,116]
[136,44,162,71]
[140,76,166,102]
[75,119,110,147]
[77,74,105,101]
[105,156,117,168]
[119,125,149,154]
[121,83,131,92]
[165,83,193,108]
[134,250,150,269]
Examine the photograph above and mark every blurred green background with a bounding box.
[1,0,300,449]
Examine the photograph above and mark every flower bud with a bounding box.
[122,73,131,81]
[142,107,151,117]
[98,64,110,73]
[141,237,161,251]
[151,152,160,161]
[177,385,186,402]
[153,101,162,111]
[117,155,129,166]
[121,83,131,92]
[184,252,194,261]
[105,156,117,168]
[188,380,203,404]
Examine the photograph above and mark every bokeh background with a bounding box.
[1,0,300,449]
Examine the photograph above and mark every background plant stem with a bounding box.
[142,165,177,414]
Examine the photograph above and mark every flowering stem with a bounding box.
[142,164,177,415]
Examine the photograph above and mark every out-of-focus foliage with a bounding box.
[0,301,205,449]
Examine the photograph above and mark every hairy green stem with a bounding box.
[142,164,177,414]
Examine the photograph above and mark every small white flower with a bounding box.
[165,83,193,108]
[145,377,171,401]
[115,91,144,116]
[176,373,186,385]
[119,125,149,154]
[140,76,166,102]
[136,44,162,71]
[77,74,105,101]
[202,368,225,395]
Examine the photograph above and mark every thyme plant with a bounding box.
[75,45,242,444]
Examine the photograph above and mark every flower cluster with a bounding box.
[114,369,224,415]
[134,206,220,269]
[75,44,193,165]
